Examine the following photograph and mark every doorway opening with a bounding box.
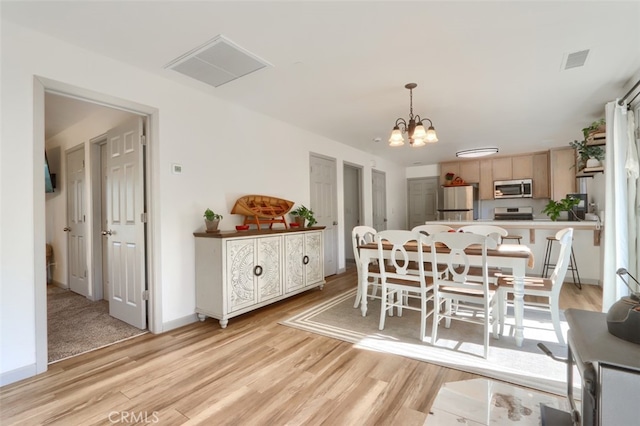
[343,162,363,267]
[42,88,154,364]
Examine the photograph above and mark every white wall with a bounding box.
[0,20,407,385]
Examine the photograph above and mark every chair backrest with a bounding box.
[352,226,377,272]
[429,232,493,294]
[376,230,428,287]
[458,225,508,245]
[412,224,454,236]
[550,228,574,294]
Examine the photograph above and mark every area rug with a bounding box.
[280,288,578,396]
[47,285,147,363]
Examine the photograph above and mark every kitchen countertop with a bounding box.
[427,220,601,230]
[426,220,602,245]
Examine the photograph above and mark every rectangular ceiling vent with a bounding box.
[165,35,271,87]
[563,49,590,70]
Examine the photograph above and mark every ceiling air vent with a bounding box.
[563,49,590,70]
[165,35,270,87]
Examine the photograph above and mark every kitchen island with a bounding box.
[425,220,603,285]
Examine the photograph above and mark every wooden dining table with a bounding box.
[357,241,534,347]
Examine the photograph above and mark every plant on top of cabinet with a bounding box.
[542,196,581,221]
[290,205,317,227]
[204,208,223,232]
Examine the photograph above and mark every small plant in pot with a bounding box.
[542,196,581,221]
[290,205,317,227]
[569,140,605,170]
[203,208,223,232]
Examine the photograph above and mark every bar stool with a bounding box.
[501,234,523,244]
[541,235,581,289]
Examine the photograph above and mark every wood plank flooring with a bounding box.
[0,267,602,425]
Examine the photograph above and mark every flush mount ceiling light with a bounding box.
[456,148,499,158]
[388,83,438,147]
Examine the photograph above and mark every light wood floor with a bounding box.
[0,267,602,426]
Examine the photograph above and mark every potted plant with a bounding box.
[569,139,605,169]
[445,172,455,184]
[582,118,606,140]
[203,208,223,232]
[290,205,317,227]
[542,196,581,221]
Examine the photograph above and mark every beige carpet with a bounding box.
[47,285,147,363]
[281,288,579,396]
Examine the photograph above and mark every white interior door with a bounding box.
[310,154,338,276]
[372,170,387,231]
[343,164,362,262]
[66,147,88,296]
[408,177,439,229]
[104,117,146,329]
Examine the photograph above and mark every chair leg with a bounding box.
[369,279,380,300]
[445,299,452,328]
[353,283,362,308]
[484,305,490,359]
[420,295,427,342]
[378,285,387,330]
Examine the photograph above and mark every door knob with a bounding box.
[63,227,71,232]
[101,230,113,236]
[333,221,338,226]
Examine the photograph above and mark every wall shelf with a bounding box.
[576,166,604,178]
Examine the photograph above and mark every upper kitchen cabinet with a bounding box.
[550,147,576,200]
[511,155,533,179]
[479,159,493,200]
[491,157,512,181]
[440,161,460,185]
[458,160,480,184]
[532,152,550,198]
[440,160,480,185]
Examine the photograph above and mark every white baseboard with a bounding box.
[0,363,37,387]
[162,313,198,332]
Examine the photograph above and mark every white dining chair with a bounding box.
[456,224,509,282]
[352,226,382,308]
[376,230,435,342]
[497,228,574,345]
[429,232,500,358]
[412,224,455,236]
[457,224,508,245]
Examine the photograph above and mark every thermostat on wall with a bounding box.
[172,163,183,174]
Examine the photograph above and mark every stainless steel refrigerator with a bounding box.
[437,185,478,221]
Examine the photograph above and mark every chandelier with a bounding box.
[388,83,438,147]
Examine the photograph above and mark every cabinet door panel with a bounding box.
[284,234,305,292]
[458,160,480,183]
[550,148,576,200]
[440,161,460,185]
[492,157,512,181]
[511,155,533,179]
[532,152,550,198]
[257,236,283,302]
[479,159,493,200]
[226,239,257,312]
[304,232,324,285]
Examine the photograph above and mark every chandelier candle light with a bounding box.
[389,83,438,147]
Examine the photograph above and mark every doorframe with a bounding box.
[343,162,363,263]
[34,76,161,375]
[90,134,107,302]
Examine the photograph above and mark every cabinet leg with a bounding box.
[219,319,229,329]
[197,313,206,322]
[319,284,324,290]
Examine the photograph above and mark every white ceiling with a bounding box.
[5,1,640,166]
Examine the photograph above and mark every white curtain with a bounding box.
[602,101,638,311]
[626,109,639,281]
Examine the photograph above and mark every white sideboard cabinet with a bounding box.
[194,227,325,328]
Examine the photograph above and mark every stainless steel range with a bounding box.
[494,206,533,221]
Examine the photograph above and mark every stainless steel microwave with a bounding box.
[494,179,533,199]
